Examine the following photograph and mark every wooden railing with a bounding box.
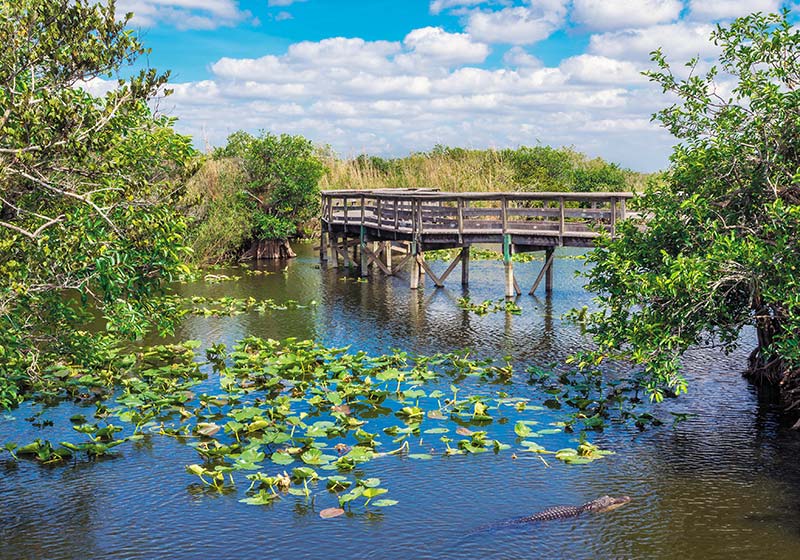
[321,189,636,241]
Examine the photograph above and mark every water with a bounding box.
[2,243,800,559]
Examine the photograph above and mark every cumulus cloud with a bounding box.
[588,22,719,62]
[571,0,683,31]
[398,27,490,67]
[118,0,253,30]
[559,54,646,84]
[502,46,542,68]
[147,23,682,171]
[687,0,782,21]
[466,0,569,45]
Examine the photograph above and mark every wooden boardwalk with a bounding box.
[319,189,635,297]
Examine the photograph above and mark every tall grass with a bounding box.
[181,158,252,264]
[319,146,650,193]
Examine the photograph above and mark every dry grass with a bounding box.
[319,147,651,193]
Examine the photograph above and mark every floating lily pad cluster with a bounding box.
[177,296,316,317]
[1,336,615,517]
[457,297,522,316]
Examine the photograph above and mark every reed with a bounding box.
[319,146,650,193]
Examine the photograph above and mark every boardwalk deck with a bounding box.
[320,189,636,297]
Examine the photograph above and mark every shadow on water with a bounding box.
[2,243,800,559]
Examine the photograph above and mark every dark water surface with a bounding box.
[2,243,800,560]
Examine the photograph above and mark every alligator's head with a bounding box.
[584,495,631,513]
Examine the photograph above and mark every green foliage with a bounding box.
[185,131,326,261]
[501,145,577,191]
[572,161,628,192]
[253,212,296,240]
[0,0,196,396]
[582,10,800,403]
[216,130,326,238]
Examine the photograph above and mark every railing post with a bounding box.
[377,198,382,228]
[558,196,565,246]
[501,196,508,234]
[457,198,464,243]
[343,197,348,228]
[360,195,365,227]
[610,197,617,237]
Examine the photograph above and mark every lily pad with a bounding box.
[320,507,345,519]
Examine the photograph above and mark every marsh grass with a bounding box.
[320,146,650,193]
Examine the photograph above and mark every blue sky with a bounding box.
[110,1,795,171]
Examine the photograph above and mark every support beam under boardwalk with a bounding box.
[530,247,555,295]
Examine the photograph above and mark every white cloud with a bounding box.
[572,0,683,31]
[400,27,490,66]
[560,54,646,84]
[687,0,782,21]
[589,22,719,62]
[152,26,679,171]
[118,0,253,29]
[429,0,488,15]
[466,0,569,45]
[274,11,293,21]
[502,47,542,68]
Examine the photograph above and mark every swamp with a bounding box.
[2,2,800,559]
[2,245,800,559]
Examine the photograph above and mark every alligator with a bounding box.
[471,495,631,534]
[508,495,631,524]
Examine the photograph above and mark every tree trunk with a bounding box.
[746,314,800,426]
[239,239,296,260]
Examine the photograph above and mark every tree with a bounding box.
[207,130,326,259]
[0,0,196,404]
[582,10,800,413]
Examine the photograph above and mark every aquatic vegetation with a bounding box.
[457,297,522,316]
[2,336,617,518]
[203,273,241,284]
[178,296,316,317]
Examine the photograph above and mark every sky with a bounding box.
[107,0,797,171]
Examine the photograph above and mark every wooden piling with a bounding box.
[545,246,554,293]
[319,229,328,262]
[461,246,470,286]
[343,235,351,269]
[384,241,393,274]
[503,234,514,299]
[359,226,368,277]
[328,233,338,268]
[410,242,420,290]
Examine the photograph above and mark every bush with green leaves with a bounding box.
[0,0,196,397]
[218,131,326,235]
[583,10,800,409]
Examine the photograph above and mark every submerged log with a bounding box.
[240,239,296,260]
